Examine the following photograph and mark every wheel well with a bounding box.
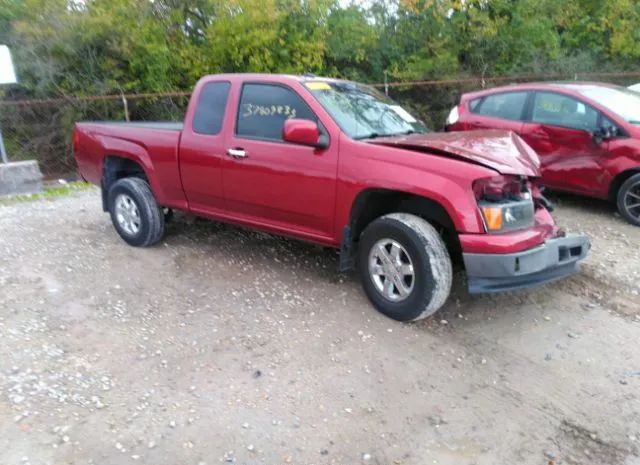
[101,156,149,211]
[609,169,640,201]
[340,189,460,271]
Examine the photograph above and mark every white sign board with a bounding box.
[0,45,17,84]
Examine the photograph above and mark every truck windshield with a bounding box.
[578,86,640,125]
[305,80,428,139]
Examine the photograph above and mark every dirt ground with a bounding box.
[1,189,639,465]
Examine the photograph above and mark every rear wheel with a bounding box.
[358,213,453,321]
[617,173,640,226]
[107,177,165,246]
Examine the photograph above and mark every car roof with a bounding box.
[462,81,623,100]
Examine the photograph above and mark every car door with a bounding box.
[179,80,232,213]
[520,91,609,194]
[222,81,338,240]
[463,91,529,133]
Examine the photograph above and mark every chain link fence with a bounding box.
[0,93,190,176]
[2,71,640,177]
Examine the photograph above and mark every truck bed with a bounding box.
[74,121,185,205]
[79,121,183,131]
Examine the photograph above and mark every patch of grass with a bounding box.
[0,181,95,205]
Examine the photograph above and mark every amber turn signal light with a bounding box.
[481,206,503,231]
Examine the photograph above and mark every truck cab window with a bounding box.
[193,81,231,135]
[236,84,316,141]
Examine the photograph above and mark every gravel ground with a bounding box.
[1,188,639,465]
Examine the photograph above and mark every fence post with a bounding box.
[121,91,130,122]
[0,123,8,164]
[384,70,389,96]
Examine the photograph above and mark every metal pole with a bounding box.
[384,70,389,96]
[0,124,8,164]
[121,91,130,122]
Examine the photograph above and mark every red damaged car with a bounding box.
[446,82,640,226]
[74,74,589,321]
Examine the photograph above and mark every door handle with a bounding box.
[227,148,247,158]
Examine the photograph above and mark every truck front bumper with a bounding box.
[463,234,590,294]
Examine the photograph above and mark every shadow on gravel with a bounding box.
[546,191,621,220]
[161,213,580,326]
[163,213,347,284]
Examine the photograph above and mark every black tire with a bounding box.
[357,213,452,321]
[107,177,165,246]
[617,173,640,226]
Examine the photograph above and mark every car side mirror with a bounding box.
[592,127,613,144]
[283,119,328,149]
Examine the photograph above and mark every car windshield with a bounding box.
[304,80,428,139]
[578,86,640,125]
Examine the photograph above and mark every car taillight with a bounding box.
[473,175,535,233]
[446,105,460,126]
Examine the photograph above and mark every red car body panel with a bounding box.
[75,74,565,256]
[368,130,540,176]
[447,82,640,200]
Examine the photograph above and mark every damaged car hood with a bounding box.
[367,130,540,177]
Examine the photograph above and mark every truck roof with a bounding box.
[199,73,359,86]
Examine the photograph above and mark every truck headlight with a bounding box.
[479,199,535,232]
[474,175,535,233]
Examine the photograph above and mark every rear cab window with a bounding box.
[192,81,231,135]
[472,91,529,121]
[235,83,317,141]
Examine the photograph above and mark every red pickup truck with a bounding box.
[74,73,590,321]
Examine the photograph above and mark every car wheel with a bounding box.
[617,173,640,226]
[358,213,453,321]
[107,177,165,246]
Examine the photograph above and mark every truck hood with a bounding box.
[367,130,540,177]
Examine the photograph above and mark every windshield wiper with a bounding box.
[354,129,422,140]
[383,129,426,138]
[353,132,383,140]
[354,129,427,140]
[393,129,417,136]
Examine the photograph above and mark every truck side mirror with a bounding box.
[283,119,328,149]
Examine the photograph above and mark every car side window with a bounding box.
[473,91,528,121]
[532,92,599,132]
[236,84,317,141]
[192,82,231,135]
[469,98,482,112]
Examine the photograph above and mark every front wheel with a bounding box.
[107,177,165,246]
[617,173,640,226]
[358,213,453,321]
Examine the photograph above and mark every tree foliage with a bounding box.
[1,0,640,98]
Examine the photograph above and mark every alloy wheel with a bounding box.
[114,194,141,236]
[368,239,415,302]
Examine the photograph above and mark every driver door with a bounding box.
[520,91,609,195]
[222,82,338,240]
